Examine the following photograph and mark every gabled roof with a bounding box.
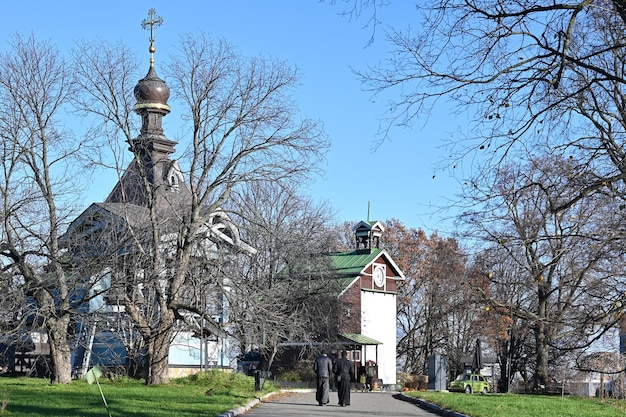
[352,220,385,233]
[62,203,133,243]
[105,158,192,212]
[327,248,405,280]
[96,202,149,228]
[63,202,256,256]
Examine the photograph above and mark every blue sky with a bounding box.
[0,1,464,234]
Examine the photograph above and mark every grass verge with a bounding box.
[0,370,273,417]
[406,391,626,417]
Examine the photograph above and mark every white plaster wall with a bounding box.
[361,290,397,385]
[169,332,221,366]
[170,332,201,365]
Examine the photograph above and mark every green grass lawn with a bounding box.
[407,391,626,417]
[4,373,625,417]
[0,371,273,417]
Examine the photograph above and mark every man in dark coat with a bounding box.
[333,351,355,407]
[313,350,333,406]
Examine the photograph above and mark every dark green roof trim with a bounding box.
[362,288,397,295]
[340,333,382,345]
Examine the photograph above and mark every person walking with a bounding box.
[313,350,333,406]
[334,350,354,407]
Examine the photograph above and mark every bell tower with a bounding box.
[353,220,385,253]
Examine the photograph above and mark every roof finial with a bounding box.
[141,8,163,67]
[367,201,371,223]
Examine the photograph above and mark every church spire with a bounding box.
[132,8,174,159]
[105,9,190,207]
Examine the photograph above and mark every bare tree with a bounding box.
[353,3,623,134]
[226,181,341,372]
[470,247,535,392]
[379,219,475,376]
[0,272,26,331]
[230,181,337,288]
[70,38,139,173]
[330,0,626,389]
[69,27,328,385]
[339,1,626,212]
[459,155,626,390]
[0,34,88,384]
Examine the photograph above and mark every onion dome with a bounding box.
[134,8,170,114]
[134,65,170,113]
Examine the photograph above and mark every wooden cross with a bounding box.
[141,9,163,64]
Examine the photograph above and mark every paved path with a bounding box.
[239,390,440,417]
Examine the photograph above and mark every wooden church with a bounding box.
[60,11,255,378]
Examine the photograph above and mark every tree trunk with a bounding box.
[534,321,549,391]
[534,284,550,391]
[47,316,73,384]
[32,284,73,384]
[497,340,509,393]
[146,326,174,385]
[265,345,279,372]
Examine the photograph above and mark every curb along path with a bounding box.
[397,394,471,417]
[218,389,472,417]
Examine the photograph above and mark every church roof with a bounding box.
[103,10,187,212]
[328,248,383,276]
[340,333,383,345]
[327,248,405,280]
[63,201,256,256]
[96,202,149,227]
[352,220,385,232]
[104,158,192,211]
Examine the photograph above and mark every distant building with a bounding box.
[263,220,405,387]
[329,220,405,386]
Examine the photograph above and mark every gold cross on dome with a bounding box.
[141,9,163,64]
[141,8,163,43]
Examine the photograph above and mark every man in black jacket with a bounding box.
[334,351,354,406]
[313,350,333,406]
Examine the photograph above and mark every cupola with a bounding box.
[131,8,176,159]
[353,220,385,253]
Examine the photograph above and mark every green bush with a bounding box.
[293,360,316,381]
[279,370,302,382]
[175,370,253,387]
